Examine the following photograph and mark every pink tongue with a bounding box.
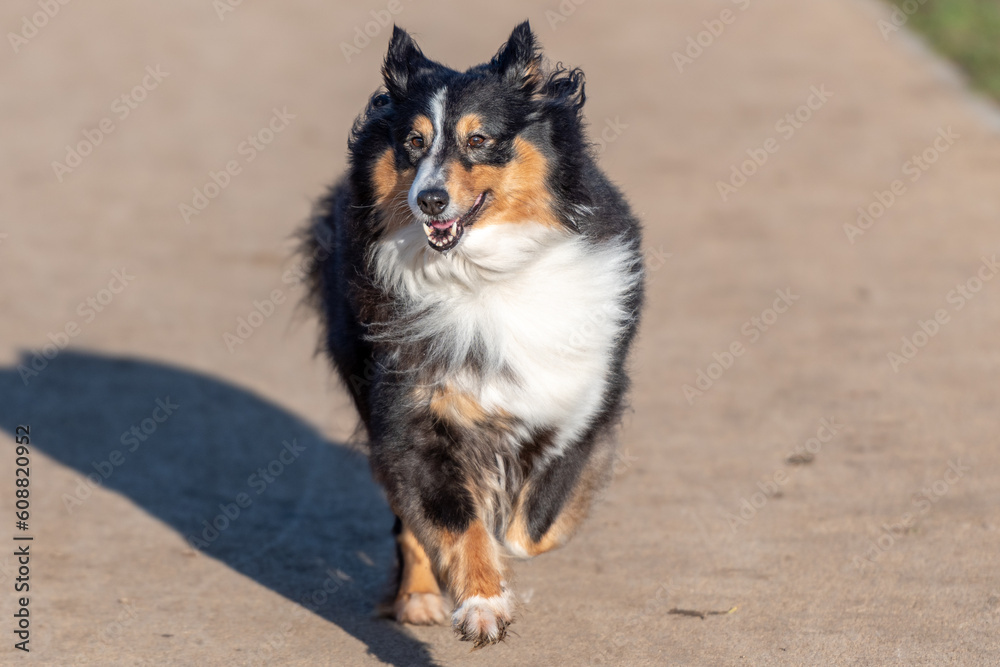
[430,219,456,230]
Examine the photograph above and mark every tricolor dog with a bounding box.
[303,21,643,647]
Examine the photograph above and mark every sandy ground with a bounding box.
[2,0,999,664]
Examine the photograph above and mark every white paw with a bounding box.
[394,592,449,626]
[452,590,514,648]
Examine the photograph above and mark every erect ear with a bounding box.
[382,26,427,100]
[492,21,543,94]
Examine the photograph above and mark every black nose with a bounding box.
[417,188,449,216]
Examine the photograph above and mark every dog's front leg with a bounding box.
[391,519,449,625]
[395,495,512,647]
[376,447,514,647]
[432,518,512,647]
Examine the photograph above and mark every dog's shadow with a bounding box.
[0,350,438,667]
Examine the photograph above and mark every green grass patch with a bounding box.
[898,0,1000,100]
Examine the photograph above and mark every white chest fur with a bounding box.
[372,222,640,453]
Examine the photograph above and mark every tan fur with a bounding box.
[429,386,489,428]
[370,113,433,217]
[389,525,448,626]
[370,149,416,232]
[522,58,543,90]
[412,114,434,141]
[371,150,400,203]
[504,505,554,557]
[456,113,484,141]
[397,525,443,598]
[428,385,512,430]
[505,440,616,557]
[438,520,505,602]
[505,484,581,557]
[447,137,561,229]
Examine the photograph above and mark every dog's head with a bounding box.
[364,21,586,252]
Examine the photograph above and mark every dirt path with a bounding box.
[2,0,999,664]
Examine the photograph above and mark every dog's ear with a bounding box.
[382,26,426,100]
[492,21,543,94]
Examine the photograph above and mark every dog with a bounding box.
[302,20,643,647]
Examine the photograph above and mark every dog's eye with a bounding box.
[410,136,424,149]
[467,135,486,148]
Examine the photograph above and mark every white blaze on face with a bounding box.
[407,87,448,218]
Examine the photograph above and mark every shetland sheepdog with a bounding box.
[303,20,643,647]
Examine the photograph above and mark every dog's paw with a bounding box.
[394,592,449,626]
[452,591,514,648]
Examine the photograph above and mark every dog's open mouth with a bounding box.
[422,192,488,252]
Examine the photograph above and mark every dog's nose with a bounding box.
[417,188,449,216]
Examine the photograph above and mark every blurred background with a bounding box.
[1,0,999,665]
[907,0,1000,100]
